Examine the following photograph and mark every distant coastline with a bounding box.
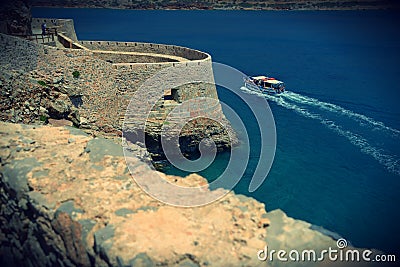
[31,0,400,11]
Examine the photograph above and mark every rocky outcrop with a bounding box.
[0,33,113,131]
[144,117,235,161]
[0,0,32,36]
[0,65,81,127]
[0,122,266,266]
[1,122,382,267]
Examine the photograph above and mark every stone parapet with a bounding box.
[79,40,209,61]
[32,17,78,41]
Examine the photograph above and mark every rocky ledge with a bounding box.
[0,122,380,267]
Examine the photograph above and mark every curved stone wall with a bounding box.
[87,39,223,142]
[111,51,231,159]
[79,40,210,61]
[92,51,181,64]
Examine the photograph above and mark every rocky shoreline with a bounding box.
[31,0,400,11]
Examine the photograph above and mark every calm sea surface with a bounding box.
[33,8,400,253]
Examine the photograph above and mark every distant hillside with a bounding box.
[31,0,400,10]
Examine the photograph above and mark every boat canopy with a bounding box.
[265,79,282,84]
[251,75,268,80]
[246,74,285,94]
[251,76,283,83]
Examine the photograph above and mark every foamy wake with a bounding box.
[282,91,400,137]
[240,87,400,176]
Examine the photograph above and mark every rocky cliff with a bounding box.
[0,122,377,267]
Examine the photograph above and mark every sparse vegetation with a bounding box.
[72,70,80,78]
[37,80,48,87]
[39,115,48,122]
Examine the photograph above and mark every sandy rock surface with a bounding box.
[0,122,269,266]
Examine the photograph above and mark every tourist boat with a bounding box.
[244,75,285,95]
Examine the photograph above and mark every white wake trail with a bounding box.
[240,87,400,176]
[282,91,400,136]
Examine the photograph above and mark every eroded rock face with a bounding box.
[0,34,86,127]
[0,122,378,267]
[0,0,32,36]
[0,122,268,266]
[145,117,236,162]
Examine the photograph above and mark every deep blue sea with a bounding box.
[33,8,400,253]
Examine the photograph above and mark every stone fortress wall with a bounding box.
[80,40,209,60]
[53,17,224,125]
[0,17,232,159]
[52,18,230,158]
[32,17,78,41]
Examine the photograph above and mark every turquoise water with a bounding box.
[33,8,400,253]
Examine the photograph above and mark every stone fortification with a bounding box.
[0,33,119,134]
[32,17,78,41]
[80,40,209,61]
[0,18,235,160]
